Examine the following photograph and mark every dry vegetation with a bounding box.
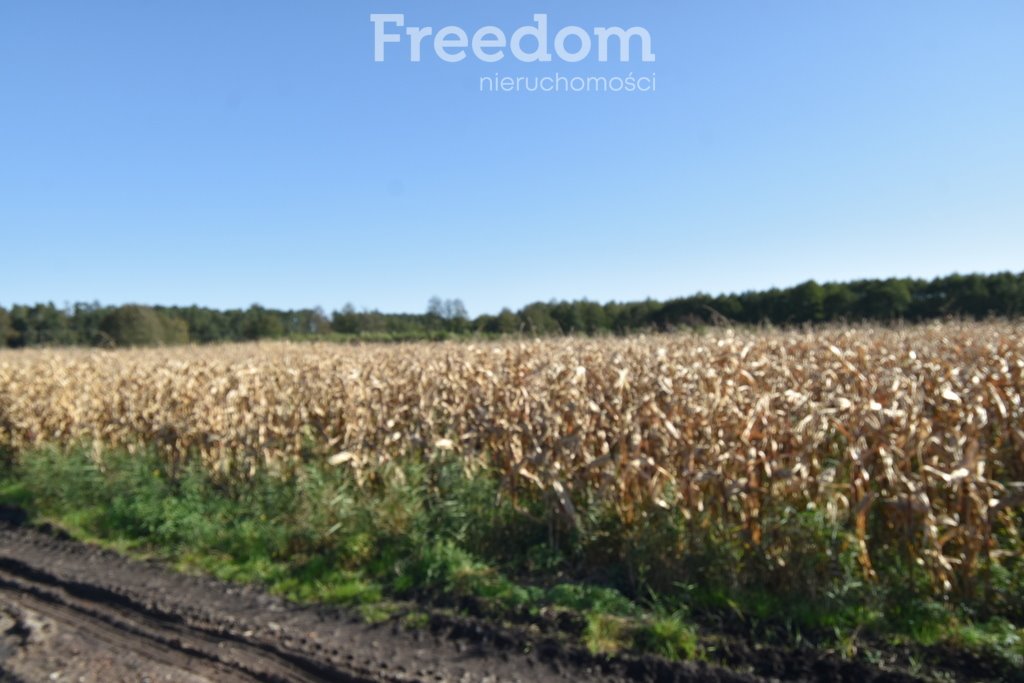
[1,322,1022,599]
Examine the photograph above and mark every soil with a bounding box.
[0,510,979,682]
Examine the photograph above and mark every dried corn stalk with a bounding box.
[1,321,1022,596]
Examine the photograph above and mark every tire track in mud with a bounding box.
[0,562,358,683]
[0,583,265,683]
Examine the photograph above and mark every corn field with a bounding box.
[1,322,1022,596]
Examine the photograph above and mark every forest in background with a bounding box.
[1,270,1021,347]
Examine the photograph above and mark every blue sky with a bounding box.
[1,1,1021,315]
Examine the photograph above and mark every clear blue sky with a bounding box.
[2,1,1021,315]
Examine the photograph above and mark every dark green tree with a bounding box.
[0,307,12,347]
[8,303,73,347]
[857,279,912,319]
[99,305,169,346]
[520,303,560,334]
[495,308,521,334]
[240,305,285,340]
[331,304,360,334]
[69,302,107,345]
[789,280,826,322]
[822,284,858,321]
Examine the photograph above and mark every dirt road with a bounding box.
[0,518,784,683]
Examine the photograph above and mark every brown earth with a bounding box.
[0,513,941,682]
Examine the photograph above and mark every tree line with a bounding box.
[1,271,1021,348]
